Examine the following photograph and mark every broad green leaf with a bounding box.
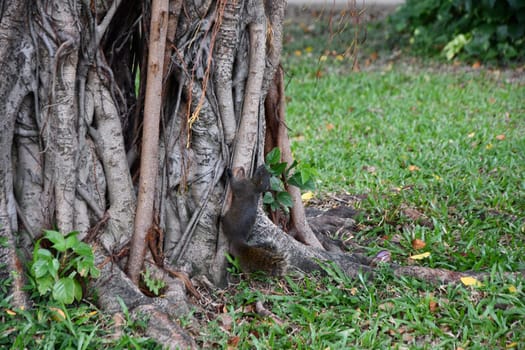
[34,247,53,259]
[44,230,67,252]
[36,276,54,295]
[72,242,94,257]
[31,259,51,278]
[276,191,294,208]
[52,277,78,304]
[269,176,284,191]
[265,147,281,165]
[263,192,275,205]
[270,162,287,176]
[65,234,80,250]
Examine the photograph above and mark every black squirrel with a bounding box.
[221,165,285,274]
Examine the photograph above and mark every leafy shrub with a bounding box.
[388,0,525,62]
[264,147,316,213]
[29,230,100,304]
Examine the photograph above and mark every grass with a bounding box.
[0,275,162,349]
[200,266,524,349]
[283,65,525,272]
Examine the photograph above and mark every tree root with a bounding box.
[92,245,197,349]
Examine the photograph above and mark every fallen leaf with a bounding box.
[429,300,438,313]
[6,309,16,316]
[496,134,506,141]
[301,191,314,202]
[294,50,302,57]
[305,46,313,53]
[472,61,481,69]
[218,313,234,331]
[370,52,378,61]
[227,336,240,348]
[362,165,377,174]
[371,250,391,266]
[336,54,344,61]
[319,55,328,62]
[409,252,430,260]
[326,123,335,131]
[486,143,493,150]
[408,165,420,172]
[508,285,517,293]
[506,342,518,349]
[49,307,66,322]
[460,276,483,287]
[488,97,496,104]
[411,239,426,250]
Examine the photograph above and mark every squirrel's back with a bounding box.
[222,165,285,274]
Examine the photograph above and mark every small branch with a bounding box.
[96,0,123,43]
[127,0,169,285]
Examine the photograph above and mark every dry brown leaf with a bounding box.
[326,123,335,131]
[408,165,420,172]
[472,61,481,69]
[496,134,506,141]
[227,336,240,348]
[429,300,438,313]
[411,238,426,250]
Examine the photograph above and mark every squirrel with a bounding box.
[221,165,285,275]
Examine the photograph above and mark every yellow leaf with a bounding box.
[301,191,314,202]
[294,50,302,57]
[335,54,344,61]
[49,307,66,322]
[6,309,16,316]
[508,285,517,293]
[460,276,483,287]
[319,55,328,62]
[409,252,430,260]
[486,143,493,150]
[305,46,313,53]
[506,342,518,348]
[87,310,98,317]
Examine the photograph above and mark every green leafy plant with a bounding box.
[263,147,316,213]
[388,0,525,62]
[29,230,100,305]
[141,267,166,296]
